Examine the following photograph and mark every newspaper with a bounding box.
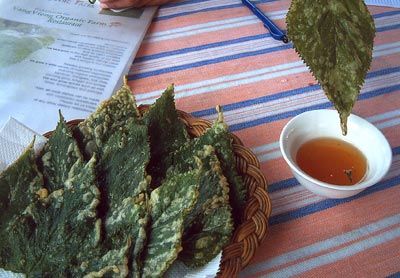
[0,0,157,134]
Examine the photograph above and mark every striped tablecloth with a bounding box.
[128,0,400,277]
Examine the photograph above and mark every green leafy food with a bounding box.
[0,140,43,227]
[0,82,244,277]
[190,106,246,226]
[170,144,233,267]
[286,0,375,134]
[81,194,149,278]
[74,77,141,159]
[142,168,200,278]
[40,112,84,193]
[142,84,190,188]
[0,116,101,277]
[77,84,151,277]
[93,121,151,277]
[97,120,150,213]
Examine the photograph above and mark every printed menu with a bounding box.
[0,0,157,134]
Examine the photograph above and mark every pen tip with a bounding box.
[282,35,289,44]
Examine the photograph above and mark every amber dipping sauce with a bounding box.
[296,137,368,185]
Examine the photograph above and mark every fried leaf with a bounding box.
[170,144,233,267]
[97,120,150,212]
[81,194,149,278]
[286,0,375,134]
[189,106,246,226]
[88,119,151,277]
[0,140,43,227]
[0,117,101,277]
[74,77,141,159]
[40,111,83,193]
[141,168,201,278]
[142,84,190,188]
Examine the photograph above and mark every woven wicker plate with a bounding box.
[44,104,272,278]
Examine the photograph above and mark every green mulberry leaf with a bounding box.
[142,84,190,188]
[40,111,83,193]
[190,107,246,226]
[170,144,233,267]
[286,0,375,134]
[81,194,149,278]
[0,116,101,277]
[85,119,150,277]
[141,168,201,278]
[0,140,43,228]
[74,77,141,159]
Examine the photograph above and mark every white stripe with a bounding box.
[135,60,306,103]
[239,214,400,277]
[257,149,282,161]
[158,0,263,17]
[374,41,400,51]
[374,14,400,27]
[251,141,280,153]
[270,187,324,216]
[366,109,400,122]
[144,12,287,43]
[267,227,400,277]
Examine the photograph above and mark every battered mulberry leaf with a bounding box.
[91,120,151,277]
[75,78,151,277]
[81,194,149,278]
[141,168,201,278]
[97,120,150,211]
[286,0,375,134]
[189,106,246,226]
[170,144,233,267]
[74,76,141,159]
[40,111,83,192]
[0,140,43,227]
[142,84,190,188]
[0,117,101,277]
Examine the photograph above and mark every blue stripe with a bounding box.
[373,10,400,19]
[386,272,400,278]
[129,43,292,80]
[191,84,321,118]
[269,178,299,193]
[394,146,400,155]
[268,175,400,226]
[155,0,277,22]
[376,24,400,33]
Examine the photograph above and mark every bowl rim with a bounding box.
[279,109,392,192]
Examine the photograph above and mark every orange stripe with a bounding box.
[248,185,400,265]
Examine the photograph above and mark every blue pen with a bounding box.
[242,0,289,43]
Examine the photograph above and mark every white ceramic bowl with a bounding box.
[279,109,392,199]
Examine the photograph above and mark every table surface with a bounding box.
[128,0,400,277]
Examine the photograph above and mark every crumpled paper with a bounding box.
[0,117,47,173]
[166,252,221,278]
[0,118,221,278]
